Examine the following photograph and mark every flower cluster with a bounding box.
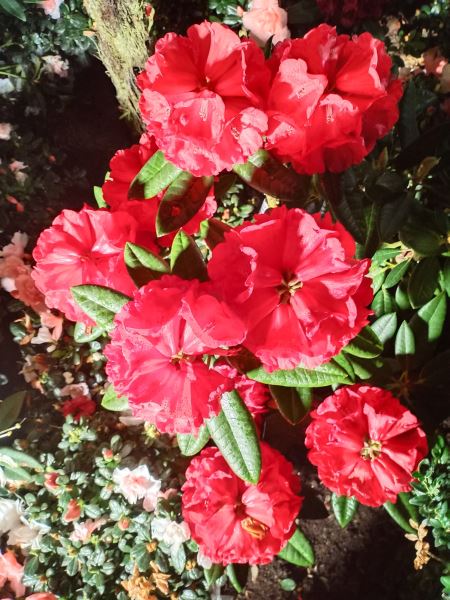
[137,21,402,176]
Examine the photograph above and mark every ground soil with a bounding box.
[0,18,445,600]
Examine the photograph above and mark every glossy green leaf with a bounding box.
[233,150,310,202]
[0,391,26,431]
[71,285,130,331]
[383,501,415,533]
[169,231,207,281]
[124,242,170,286]
[247,361,350,387]
[343,327,383,358]
[331,353,356,382]
[269,386,312,425]
[73,322,105,344]
[400,223,443,257]
[407,257,440,308]
[410,293,447,344]
[395,284,411,310]
[398,81,420,148]
[0,447,41,471]
[225,564,248,593]
[278,528,314,567]
[442,258,450,297]
[0,0,26,20]
[177,425,210,456]
[3,465,33,482]
[395,321,415,356]
[331,494,358,528]
[101,386,129,412]
[204,564,224,588]
[156,173,213,236]
[93,185,107,208]
[372,288,395,317]
[384,260,411,289]
[371,313,398,344]
[128,150,182,199]
[207,391,261,483]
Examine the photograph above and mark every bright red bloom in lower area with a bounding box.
[208,206,372,371]
[182,443,301,564]
[137,21,270,176]
[102,134,217,246]
[305,385,428,507]
[265,24,403,174]
[32,207,138,324]
[61,395,96,420]
[104,275,246,434]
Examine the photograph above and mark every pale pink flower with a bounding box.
[0,231,28,258]
[26,594,58,600]
[0,122,12,140]
[423,47,448,76]
[0,550,25,596]
[14,272,47,314]
[113,465,161,505]
[69,518,106,543]
[242,0,290,48]
[39,0,64,18]
[60,382,90,398]
[0,256,28,292]
[40,311,64,341]
[9,160,28,184]
[42,55,69,78]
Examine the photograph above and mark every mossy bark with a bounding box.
[83,0,153,133]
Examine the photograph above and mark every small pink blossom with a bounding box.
[42,55,70,78]
[0,550,25,596]
[63,499,81,522]
[69,518,106,543]
[26,594,58,600]
[0,122,12,140]
[14,272,47,314]
[60,382,90,398]
[39,0,63,18]
[0,231,28,258]
[40,311,64,341]
[423,47,448,76]
[242,0,290,48]
[113,465,161,505]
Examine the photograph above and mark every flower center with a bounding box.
[277,274,303,304]
[360,438,382,461]
[170,351,187,369]
[240,516,269,540]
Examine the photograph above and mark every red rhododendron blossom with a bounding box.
[32,207,138,324]
[182,443,301,565]
[208,206,372,371]
[265,24,403,174]
[214,362,270,418]
[102,134,217,245]
[305,385,428,506]
[316,0,387,28]
[104,275,246,434]
[137,21,270,176]
[61,395,96,420]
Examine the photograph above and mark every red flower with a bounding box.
[208,206,372,371]
[104,275,246,434]
[137,21,270,176]
[61,395,96,420]
[305,385,428,506]
[214,362,270,418]
[265,24,403,174]
[63,499,81,522]
[316,0,386,28]
[182,443,302,565]
[102,134,217,246]
[44,472,59,491]
[32,207,138,324]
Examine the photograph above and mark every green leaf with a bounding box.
[73,322,105,343]
[233,150,310,202]
[269,386,312,425]
[101,386,128,412]
[410,292,447,344]
[321,173,365,244]
[0,0,26,20]
[398,492,419,523]
[331,494,358,528]
[204,564,224,588]
[371,313,398,344]
[280,578,296,592]
[384,260,411,289]
[0,391,26,431]
[278,528,314,567]
[372,288,395,317]
[383,501,415,533]
[124,242,170,286]
[395,284,411,310]
[400,223,443,257]
[378,195,412,241]
[71,285,130,330]
[343,326,383,358]
[407,257,440,308]
[225,564,248,593]
[247,361,350,387]
[207,391,261,483]
[331,353,356,382]
[156,173,213,236]
[398,80,420,149]
[93,185,107,208]
[3,465,33,482]
[442,258,450,297]
[128,151,182,199]
[169,231,207,281]
[177,425,210,456]
[395,321,415,356]
[201,218,232,250]
[0,447,41,471]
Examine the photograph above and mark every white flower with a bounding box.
[0,499,22,535]
[42,55,69,78]
[7,518,50,549]
[113,465,161,505]
[39,0,64,19]
[197,550,213,569]
[69,518,106,543]
[151,518,190,551]
[0,79,14,95]
[31,326,53,345]
[0,123,12,140]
